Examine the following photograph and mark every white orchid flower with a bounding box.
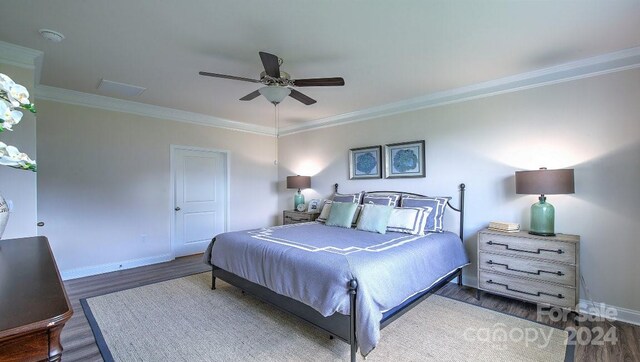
[0,73,15,93]
[1,111,23,131]
[8,84,30,106]
[0,144,36,170]
[0,100,8,119]
[0,145,21,167]
[0,73,37,172]
[0,101,23,131]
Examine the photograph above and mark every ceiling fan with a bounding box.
[199,51,345,105]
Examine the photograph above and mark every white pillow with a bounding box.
[387,206,432,235]
[351,205,363,227]
[317,200,332,222]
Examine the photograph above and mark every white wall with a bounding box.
[36,100,279,277]
[0,63,37,238]
[278,68,640,316]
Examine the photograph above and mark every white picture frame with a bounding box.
[307,199,321,213]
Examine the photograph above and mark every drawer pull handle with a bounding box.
[487,260,564,276]
[487,240,564,255]
[487,279,564,299]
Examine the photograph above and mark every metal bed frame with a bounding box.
[209,183,466,362]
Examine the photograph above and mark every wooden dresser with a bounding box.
[477,229,580,310]
[0,236,73,362]
[283,210,319,225]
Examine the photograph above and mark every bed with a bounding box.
[203,183,468,361]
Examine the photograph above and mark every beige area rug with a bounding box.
[82,272,572,361]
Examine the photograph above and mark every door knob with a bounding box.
[175,207,181,211]
[37,222,45,227]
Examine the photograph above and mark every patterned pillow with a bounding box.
[362,193,400,206]
[400,195,451,233]
[332,191,364,204]
[387,206,432,235]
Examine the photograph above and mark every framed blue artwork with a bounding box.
[384,140,425,178]
[349,145,382,179]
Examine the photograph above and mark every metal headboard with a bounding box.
[333,183,466,241]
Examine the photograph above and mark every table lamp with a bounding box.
[515,167,574,236]
[286,175,311,211]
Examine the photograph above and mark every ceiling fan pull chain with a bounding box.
[274,105,279,166]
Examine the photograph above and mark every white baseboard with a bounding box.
[451,278,640,326]
[60,253,174,280]
[578,299,640,327]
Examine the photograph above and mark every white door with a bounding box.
[172,147,228,257]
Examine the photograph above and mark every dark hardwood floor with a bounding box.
[61,255,639,362]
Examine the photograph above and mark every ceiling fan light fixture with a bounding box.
[258,86,291,105]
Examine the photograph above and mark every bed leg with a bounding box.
[457,268,463,286]
[348,279,358,362]
[211,267,216,290]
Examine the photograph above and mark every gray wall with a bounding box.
[36,100,279,275]
[277,68,640,315]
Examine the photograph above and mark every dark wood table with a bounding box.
[0,236,73,362]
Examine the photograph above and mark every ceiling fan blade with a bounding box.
[259,51,281,78]
[239,90,261,101]
[292,77,345,87]
[289,89,316,105]
[199,71,260,83]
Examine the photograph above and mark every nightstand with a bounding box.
[477,229,580,310]
[283,210,320,225]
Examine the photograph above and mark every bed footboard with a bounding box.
[212,266,354,343]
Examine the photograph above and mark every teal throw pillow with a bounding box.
[356,204,394,234]
[325,202,358,228]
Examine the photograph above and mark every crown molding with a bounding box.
[0,41,43,84]
[35,85,275,136]
[279,46,640,135]
[0,41,42,69]
[7,41,640,137]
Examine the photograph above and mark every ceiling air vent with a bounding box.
[97,79,146,97]
[39,29,65,43]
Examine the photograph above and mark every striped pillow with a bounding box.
[363,193,400,206]
[316,200,333,223]
[401,195,451,233]
[387,207,432,235]
[332,191,364,204]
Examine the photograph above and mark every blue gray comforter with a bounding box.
[203,222,469,356]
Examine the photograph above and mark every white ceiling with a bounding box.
[1,1,640,130]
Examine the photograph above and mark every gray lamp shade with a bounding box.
[515,168,575,195]
[286,175,311,190]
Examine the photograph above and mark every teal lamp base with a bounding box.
[529,196,555,236]
[293,189,305,211]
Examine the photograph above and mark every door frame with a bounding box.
[169,145,230,258]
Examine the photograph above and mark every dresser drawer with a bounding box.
[479,271,575,309]
[284,215,311,224]
[479,252,576,286]
[478,232,576,264]
[283,211,318,225]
